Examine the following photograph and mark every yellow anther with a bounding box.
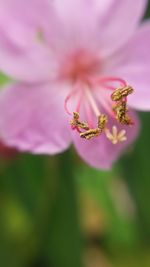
[98,114,108,130]
[70,112,89,130]
[113,101,133,125]
[111,86,134,102]
[80,128,101,140]
[80,114,108,140]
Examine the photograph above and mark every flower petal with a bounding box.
[0,83,71,154]
[108,22,150,111]
[46,0,114,53]
[98,0,148,58]
[49,0,147,57]
[0,0,59,82]
[52,0,112,22]
[72,111,139,170]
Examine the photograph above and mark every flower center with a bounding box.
[60,49,100,82]
[61,49,134,144]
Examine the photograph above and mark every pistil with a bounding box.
[105,126,127,145]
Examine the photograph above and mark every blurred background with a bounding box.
[0,2,150,267]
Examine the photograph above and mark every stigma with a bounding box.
[105,126,127,145]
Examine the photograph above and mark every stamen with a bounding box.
[70,112,89,131]
[98,114,108,130]
[111,86,134,102]
[64,90,77,115]
[113,101,133,125]
[80,114,107,140]
[97,77,127,87]
[64,83,82,115]
[111,85,134,125]
[84,100,94,128]
[89,77,115,91]
[85,87,101,117]
[80,128,101,140]
[76,91,83,112]
[95,90,115,117]
[105,126,127,144]
[100,84,115,91]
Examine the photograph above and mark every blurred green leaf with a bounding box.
[0,154,46,216]
[76,165,140,249]
[119,112,150,240]
[40,151,83,267]
[112,249,150,267]
[0,151,83,267]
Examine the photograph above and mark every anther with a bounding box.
[111,86,134,102]
[113,101,133,125]
[111,85,134,125]
[70,112,89,130]
[80,114,107,140]
[80,128,101,140]
[98,114,108,130]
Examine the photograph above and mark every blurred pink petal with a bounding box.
[0,0,59,82]
[0,83,71,154]
[107,22,150,110]
[97,0,148,57]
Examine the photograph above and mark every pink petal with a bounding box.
[0,83,71,154]
[98,0,148,58]
[53,0,112,22]
[45,0,114,53]
[72,112,140,170]
[0,0,51,26]
[108,22,150,111]
[0,0,59,82]
[48,0,147,57]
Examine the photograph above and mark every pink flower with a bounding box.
[0,0,149,169]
